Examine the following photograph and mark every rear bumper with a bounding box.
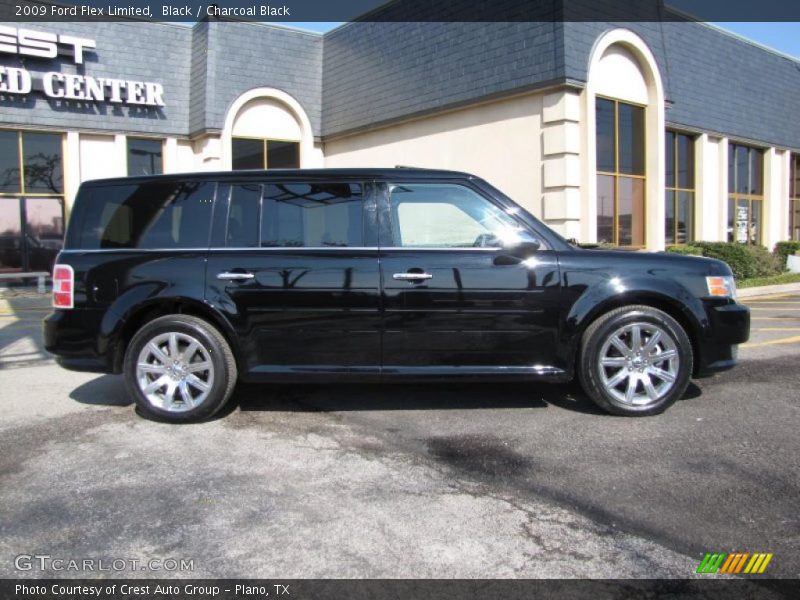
[43,309,113,373]
[695,300,750,377]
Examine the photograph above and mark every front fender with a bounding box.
[557,275,709,374]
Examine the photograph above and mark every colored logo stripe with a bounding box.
[697,552,773,574]
[697,553,726,573]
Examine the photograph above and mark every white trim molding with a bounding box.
[583,28,666,250]
[220,87,316,170]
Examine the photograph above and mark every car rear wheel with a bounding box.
[578,305,693,416]
[124,315,237,422]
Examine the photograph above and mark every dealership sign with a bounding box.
[0,26,165,107]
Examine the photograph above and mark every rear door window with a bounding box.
[260,182,364,247]
[213,182,366,248]
[68,181,215,249]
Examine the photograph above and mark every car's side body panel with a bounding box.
[43,168,750,386]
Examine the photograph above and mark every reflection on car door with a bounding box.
[205,180,382,380]
[378,181,562,376]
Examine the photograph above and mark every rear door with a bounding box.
[378,180,562,376]
[205,179,381,380]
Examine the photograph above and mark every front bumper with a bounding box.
[695,300,750,376]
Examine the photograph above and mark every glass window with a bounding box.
[260,182,363,247]
[267,141,300,169]
[0,130,21,194]
[596,175,615,245]
[677,133,694,190]
[0,130,66,271]
[227,184,261,247]
[596,99,616,173]
[22,132,63,194]
[595,98,646,246]
[232,139,263,170]
[0,198,22,272]
[127,138,163,176]
[69,181,215,249]
[665,131,675,189]
[388,183,522,248]
[728,143,764,245]
[617,177,645,247]
[665,131,696,245]
[617,102,645,176]
[232,138,300,170]
[24,197,65,271]
[790,154,800,241]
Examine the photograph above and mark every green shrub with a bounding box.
[743,244,782,278]
[666,245,703,256]
[687,242,780,280]
[773,241,800,271]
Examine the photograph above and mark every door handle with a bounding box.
[217,272,255,281]
[393,272,433,281]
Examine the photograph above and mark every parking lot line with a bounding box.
[748,307,800,311]
[740,335,800,349]
[752,328,800,332]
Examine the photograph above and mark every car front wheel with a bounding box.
[124,314,237,422]
[578,305,693,416]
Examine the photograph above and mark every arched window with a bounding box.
[221,88,316,171]
[586,30,666,249]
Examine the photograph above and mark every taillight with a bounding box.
[53,264,74,309]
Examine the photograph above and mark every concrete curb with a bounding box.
[737,282,800,299]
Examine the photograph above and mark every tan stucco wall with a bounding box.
[323,93,545,219]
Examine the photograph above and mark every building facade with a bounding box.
[1,5,799,271]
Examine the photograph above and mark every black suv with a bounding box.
[44,169,749,422]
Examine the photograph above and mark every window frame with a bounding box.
[126,137,164,177]
[231,136,301,170]
[380,179,547,251]
[0,128,66,198]
[664,129,696,246]
[727,142,764,245]
[221,180,369,250]
[790,153,800,242]
[595,96,647,248]
[0,128,66,272]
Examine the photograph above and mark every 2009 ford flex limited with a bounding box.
[44,169,750,422]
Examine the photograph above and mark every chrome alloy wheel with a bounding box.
[597,322,679,407]
[135,332,214,412]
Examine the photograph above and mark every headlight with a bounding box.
[706,275,737,299]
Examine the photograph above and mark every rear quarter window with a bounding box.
[66,181,215,250]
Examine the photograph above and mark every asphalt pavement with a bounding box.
[0,289,797,579]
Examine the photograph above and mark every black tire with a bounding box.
[578,305,693,416]
[124,314,237,423]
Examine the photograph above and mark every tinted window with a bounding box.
[0,130,20,193]
[260,182,363,247]
[23,132,63,194]
[68,181,215,249]
[232,139,263,170]
[388,183,521,248]
[617,103,645,175]
[227,184,261,247]
[128,138,163,176]
[267,141,300,169]
[596,99,615,173]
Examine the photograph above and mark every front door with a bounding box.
[205,179,381,380]
[378,180,562,376]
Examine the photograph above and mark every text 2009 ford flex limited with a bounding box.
[44,169,750,422]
